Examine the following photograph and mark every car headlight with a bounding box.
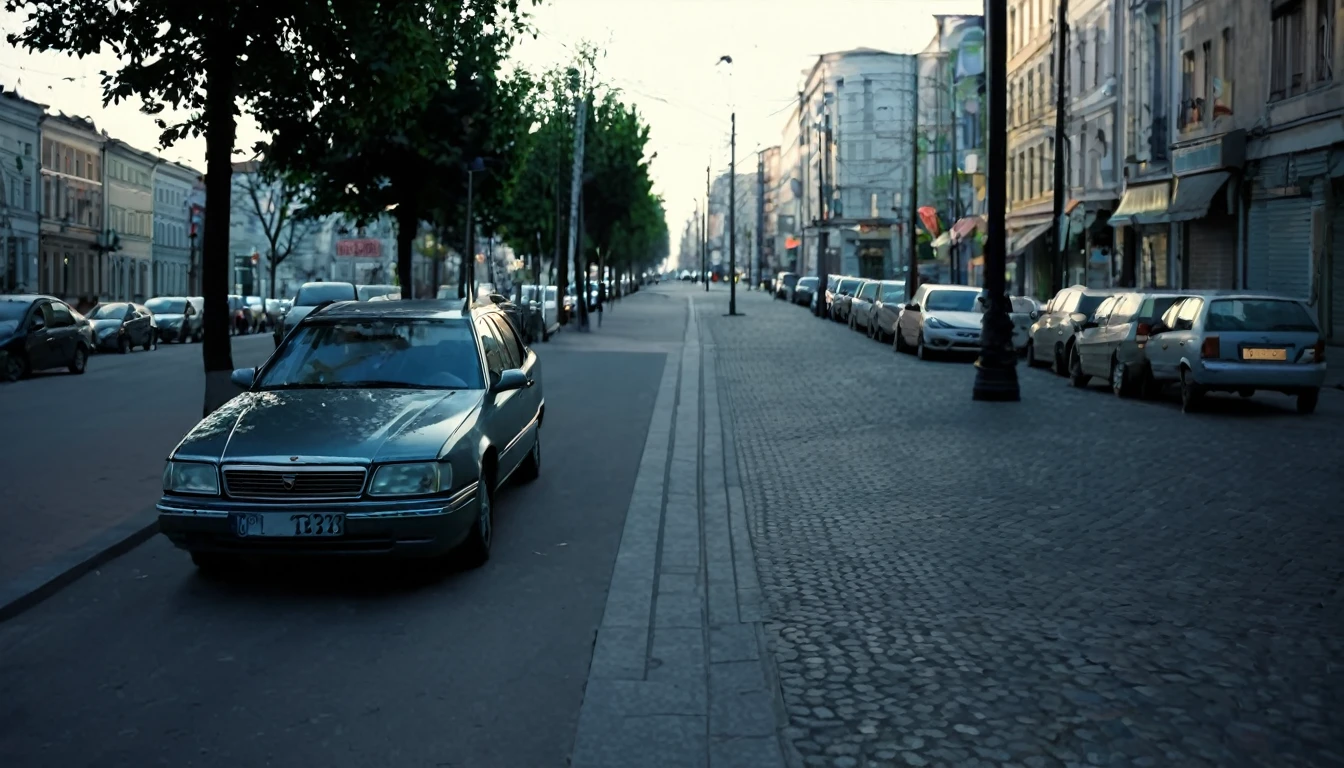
[163,461,220,495]
[370,462,447,496]
[925,317,951,329]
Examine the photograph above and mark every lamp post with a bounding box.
[717,54,740,314]
[971,0,1021,401]
[463,156,486,301]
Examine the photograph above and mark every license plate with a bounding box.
[1241,347,1288,362]
[231,512,344,538]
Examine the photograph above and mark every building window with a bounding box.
[1095,28,1106,85]
[1078,34,1088,95]
[1201,40,1213,124]
[1271,0,1308,100]
[1028,147,1037,198]
[1317,0,1335,83]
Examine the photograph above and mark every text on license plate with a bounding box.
[1241,347,1288,361]
[232,512,344,538]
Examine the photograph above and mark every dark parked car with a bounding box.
[774,271,799,300]
[87,301,157,353]
[157,299,545,573]
[273,281,360,346]
[1,294,93,381]
[146,296,202,343]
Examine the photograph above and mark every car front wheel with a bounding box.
[69,345,88,375]
[456,467,495,568]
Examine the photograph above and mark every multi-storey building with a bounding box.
[917,14,987,285]
[1242,0,1343,341]
[1064,0,1124,288]
[104,138,158,301]
[152,161,199,297]
[1110,0,1175,291]
[760,145,781,280]
[777,102,806,275]
[0,89,43,293]
[1006,0,1060,297]
[38,113,105,303]
[706,171,756,279]
[800,48,917,280]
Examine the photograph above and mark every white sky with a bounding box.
[0,0,981,258]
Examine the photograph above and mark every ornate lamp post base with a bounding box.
[972,309,1020,401]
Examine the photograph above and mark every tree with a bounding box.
[4,0,450,414]
[236,166,318,299]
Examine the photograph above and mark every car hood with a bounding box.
[924,310,982,329]
[172,388,482,464]
[155,313,186,323]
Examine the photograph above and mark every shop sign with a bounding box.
[336,239,381,258]
[1172,129,1246,176]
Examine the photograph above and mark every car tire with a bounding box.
[1052,343,1067,376]
[456,465,495,568]
[143,336,154,352]
[190,551,240,578]
[1110,358,1133,398]
[1179,368,1202,413]
[69,345,88,375]
[894,327,910,353]
[517,428,541,483]
[1026,340,1041,368]
[1297,388,1319,415]
[916,333,931,360]
[4,350,28,382]
[118,336,131,354]
[1068,347,1089,388]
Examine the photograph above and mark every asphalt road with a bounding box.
[0,342,668,768]
[0,333,277,587]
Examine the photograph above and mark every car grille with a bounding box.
[223,468,367,499]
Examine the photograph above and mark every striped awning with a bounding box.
[1109,181,1172,226]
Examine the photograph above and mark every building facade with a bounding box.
[777,101,806,276]
[1006,0,1060,297]
[0,90,43,293]
[152,161,199,297]
[760,144,781,280]
[917,14,987,286]
[801,48,917,281]
[104,139,158,301]
[38,114,105,303]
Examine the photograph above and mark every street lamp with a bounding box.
[463,156,486,301]
[717,54,740,315]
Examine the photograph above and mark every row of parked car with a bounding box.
[773,271,1329,415]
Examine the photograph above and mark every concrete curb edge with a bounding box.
[0,516,159,623]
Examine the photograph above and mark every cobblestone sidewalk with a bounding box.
[701,287,1343,768]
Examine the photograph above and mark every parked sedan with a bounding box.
[868,281,909,342]
[1027,285,1116,373]
[158,299,545,573]
[273,281,359,346]
[774,272,799,300]
[146,296,202,343]
[847,280,880,333]
[87,301,157,353]
[0,294,92,381]
[1143,294,1326,414]
[893,284,983,359]
[1070,291,1190,396]
[793,276,819,307]
[828,277,863,323]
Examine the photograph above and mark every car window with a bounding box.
[257,318,484,390]
[48,302,75,328]
[880,283,906,302]
[1077,294,1110,317]
[1093,297,1117,323]
[1175,298,1204,328]
[924,290,980,312]
[1206,298,1317,332]
[295,283,358,305]
[89,302,131,320]
[1108,294,1139,325]
[475,318,509,379]
[30,301,52,330]
[488,314,524,369]
[1159,300,1184,329]
[859,282,877,300]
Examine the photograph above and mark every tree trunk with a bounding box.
[269,258,278,299]
[395,205,417,298]
[200,9,238,418]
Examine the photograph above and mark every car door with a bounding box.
[1076,296,1115,376]
[1146,299,1195,380]
[1030,292,1062,349]
[900,285,927,344]
[476,317,530,476]
[45,301,80,363]
[23,302,58,370]
[489,313,542,450]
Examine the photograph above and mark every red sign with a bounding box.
[336,239,381,258]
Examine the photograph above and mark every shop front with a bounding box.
[1109,179,1172,289]
[1169,131,1244,290]
[1007,221,1051,298]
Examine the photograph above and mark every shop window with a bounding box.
[1317,0,1335,83]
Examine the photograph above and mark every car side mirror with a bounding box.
[230,367,257,388]
[492,368,531,393]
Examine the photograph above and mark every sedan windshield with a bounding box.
[146,298,187,314]
[1206,298,1317,332]
[295,284,358,305]
[880,283,906,301]
[89,303,130,319]
[0,302,29,321]
[797,277,818,289]
[924,291,979,312]
[258,319,484,390]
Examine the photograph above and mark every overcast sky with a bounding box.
[0,0,981,260]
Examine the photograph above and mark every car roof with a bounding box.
[308,299,493,322]
[0,294,54,304]
[924,284,981,292]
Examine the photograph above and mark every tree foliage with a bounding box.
[235,167,318,299]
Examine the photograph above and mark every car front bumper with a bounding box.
[1191,360,1327,392]
[158,325,186,341]
[923,326,982,351]
[157,481,482,558]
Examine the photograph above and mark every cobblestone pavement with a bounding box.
[694,285,1344,768]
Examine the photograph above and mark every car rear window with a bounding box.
[1205,298,1317,332]
[296,283,358,305]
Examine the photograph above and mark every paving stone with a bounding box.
[710,623,761,663]
[698,290,1344,768]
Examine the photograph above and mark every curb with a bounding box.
[0,517,159,623]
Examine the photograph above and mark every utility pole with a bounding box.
[728,112,738,314]
[971,0,1020,402]
[815,107,830,320]
[947,30,962,285]
[908,66,921,300]
[1049,0,1071,297]
[756,150,765,291]
[567,92,590,329]
[704,165,710,291]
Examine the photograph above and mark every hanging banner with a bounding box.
[917,206,942,237]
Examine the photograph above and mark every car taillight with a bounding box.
[1314,340,1325,362]
[1201,336,1220,358]
[1135,322,1152,339]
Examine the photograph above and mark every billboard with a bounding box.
[336,239,381,258]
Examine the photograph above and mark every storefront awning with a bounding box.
[1008,222,1051,255]
[950,216,985,243]
[1167,171,1231,223]
[931,231,953,251]
[1108,180,1171,227]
